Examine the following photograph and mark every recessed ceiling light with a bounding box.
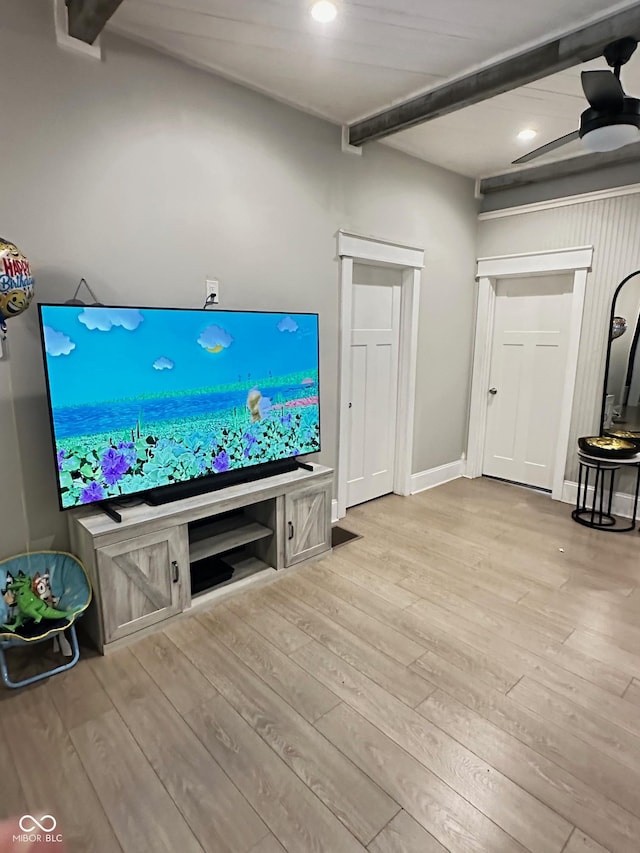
[517,128,538,142]
[311,1,338,23]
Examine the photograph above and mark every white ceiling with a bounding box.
[108,0,640,178]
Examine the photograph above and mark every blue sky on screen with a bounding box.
[41,306,318,407]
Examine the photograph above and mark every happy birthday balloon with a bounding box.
[0,239,35,327]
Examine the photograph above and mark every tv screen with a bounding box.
[39,305,320,510]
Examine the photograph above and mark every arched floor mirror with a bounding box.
[600,270,640,434]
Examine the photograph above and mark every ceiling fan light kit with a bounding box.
[514,36,640,164]
[580,120,640,152]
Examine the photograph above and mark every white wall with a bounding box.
[0,354,29,555]
[478,191,640,484]
[0,0,477,556]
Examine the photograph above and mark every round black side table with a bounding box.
[572,451,640,532]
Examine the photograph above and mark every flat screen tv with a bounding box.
[39,305,320,510]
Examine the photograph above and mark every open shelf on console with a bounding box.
[188,503,276,599]
[190,549,272,600]
[189,511,272,563]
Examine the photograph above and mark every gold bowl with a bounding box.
[578,435,638,459]
[605,429,640,447]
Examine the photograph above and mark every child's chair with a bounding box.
[0,551,91,689]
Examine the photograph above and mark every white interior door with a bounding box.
[483,275,572,491]
[347,271,401,507]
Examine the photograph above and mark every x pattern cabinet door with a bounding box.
[96,527,186,643]
[284,485,331,567]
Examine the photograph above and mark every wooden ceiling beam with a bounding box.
[66,0,125,45]
[479,142,640,194]
[348,3,640,147]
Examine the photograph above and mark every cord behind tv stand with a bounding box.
[69,463,333,654]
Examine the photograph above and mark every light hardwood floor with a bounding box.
[3,477,640,852]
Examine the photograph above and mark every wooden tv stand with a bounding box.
[69,464,333,654]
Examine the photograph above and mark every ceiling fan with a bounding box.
[513,37,640,165]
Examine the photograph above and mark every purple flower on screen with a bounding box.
[243,432,258,458]
[57,449,65,471]
[101,448,131,485]
[117,441,137,467]
[213,450,230,473]
[81,482,105,503]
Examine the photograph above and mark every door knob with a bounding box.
[489,387,498,395]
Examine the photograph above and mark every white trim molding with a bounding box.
[410,459,466,495]
[467,246,593,502]
[561,480,636,519]
[336,231,424,519]
[395,267,422,498]
[553,267,588,501]
[476,246,593,279]
[331,499,340,523]
[467,276,496,487]
[479,182,640,221]
[337,230,424,270]
[336,255,354,522]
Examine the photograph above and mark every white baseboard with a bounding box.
[410,459,466,495]
[561,480,636,518]
[331,499,339,523]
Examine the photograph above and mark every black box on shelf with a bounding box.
[190,551,237,596]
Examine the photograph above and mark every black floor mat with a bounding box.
[331,526,362,549]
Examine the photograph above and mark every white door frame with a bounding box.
[466,246,593,500]
[337,230,424,520]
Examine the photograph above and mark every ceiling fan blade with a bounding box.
[581,70,624,112]
[512,130,580,165]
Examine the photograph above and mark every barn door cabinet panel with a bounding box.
[284,483,332,566]
[96,527,187,644]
